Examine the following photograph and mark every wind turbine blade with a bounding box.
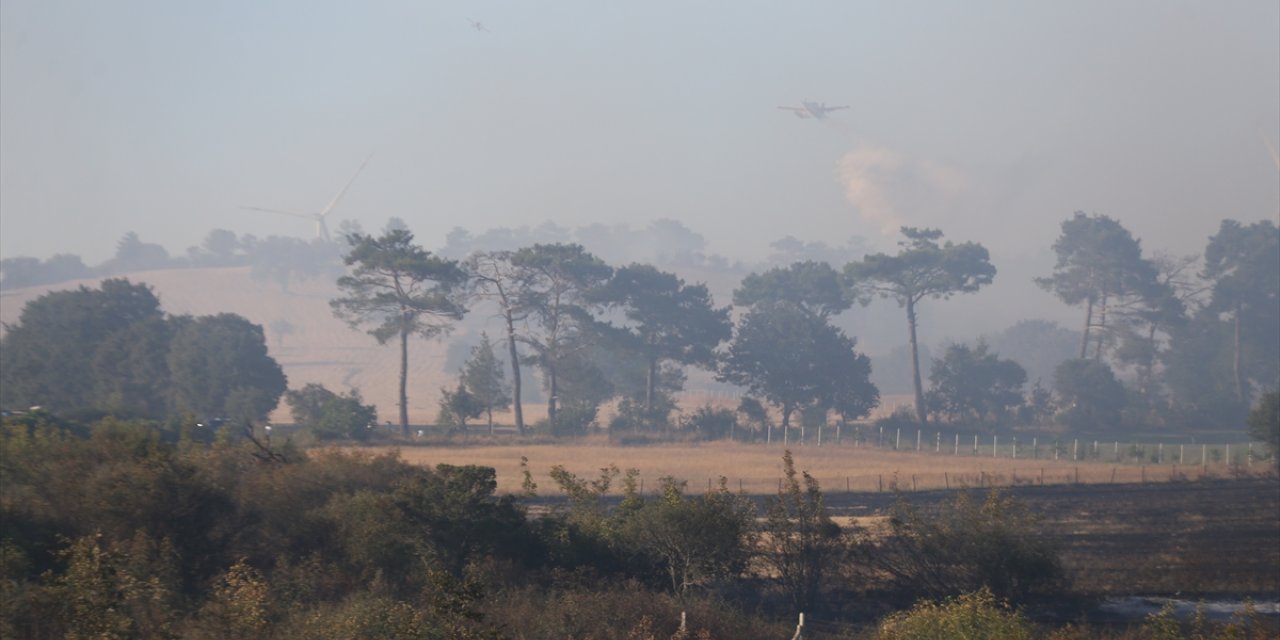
[240,205,317,220]
[1261,131,1280,171]
[319,153,374,218]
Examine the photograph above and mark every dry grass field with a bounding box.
[359,440,1270,495]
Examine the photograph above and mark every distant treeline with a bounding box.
[0,218,872,291]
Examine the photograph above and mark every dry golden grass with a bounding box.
[353,440,1264,495]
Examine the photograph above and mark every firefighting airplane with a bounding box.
[777,101,849,119]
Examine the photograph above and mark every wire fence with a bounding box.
[722,423,1271,468]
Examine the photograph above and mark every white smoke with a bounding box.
[836,147,970,235]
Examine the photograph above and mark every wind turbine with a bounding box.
[1261,129,1280,172]
[241,153,373,243]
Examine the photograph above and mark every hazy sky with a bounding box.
[2,1,1278,265]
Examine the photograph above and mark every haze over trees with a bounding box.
[1,211,1275,438]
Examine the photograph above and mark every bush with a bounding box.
[1248,391,1279,468]
[874,489,1065,603]
[608,397,675,434]
[678,405,738,440]
[878,589,1034,640]
[541,403,599,437]
[284,384,376,441]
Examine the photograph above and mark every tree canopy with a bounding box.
[167,314,287,422]
[719,302,876,441]
[602,263,731,413]
[1035,212,1161,360]
[927,342,1027,426]
[845,227,996,425]
[733,261,850,319]
[1201,219,1280,403]
[331,229,467,434]
[0,279,285,422]
[508,243,613,427]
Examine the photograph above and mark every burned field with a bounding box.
[822,477,1280,597]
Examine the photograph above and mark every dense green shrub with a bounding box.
[878,589,1035,640]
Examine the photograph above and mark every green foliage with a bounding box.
[602,264,731,414]
[1054,359,1127,431]
[197,559,272,639]
[0,279,288,424]
[927,342,1027,425]
[0,279,165,413]
[465,250,535,433]
[1248,391,1279,465]
[875,489,1065,603]
[678,405,738,440]
[734,260,850,319]
[1162,313,1251,429]
[878,589,1035,640]
[764,450,846,612]
[846,227,997,424]
[541,347,615,434]
[610,395,676,434]
[460,333,511,431]
[48,532,183,640]
[331,229,467,434]
[1036,212,1162,361]
[285,383,377,441]
[510,243,613,426]
[719,302,877,432]
[292,593,446,640]
[1202,219,1280,402]
[437,381,486,431]
[167,313,288,422]
[618,477,755,596]
[735,397,770,439]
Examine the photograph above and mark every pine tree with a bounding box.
[462,333,511,434]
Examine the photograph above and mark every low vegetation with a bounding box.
[3,412,1276,637]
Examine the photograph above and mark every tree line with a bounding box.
[1,213,1275,444]
[332,214,1277,440]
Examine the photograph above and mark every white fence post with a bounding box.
[791,612,805,640]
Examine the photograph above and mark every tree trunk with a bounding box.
[1093,294,1107,361]
[645,354,657,413]
[1233,304,1244,403]
[1142,323,1158,403]
[547,364,558,426]
[906,298,928,426]
[504,314,524,434]
[398,323,409,437]
[782,403,792,445]
[1079,296,1094,359]
[487,406,494,435]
